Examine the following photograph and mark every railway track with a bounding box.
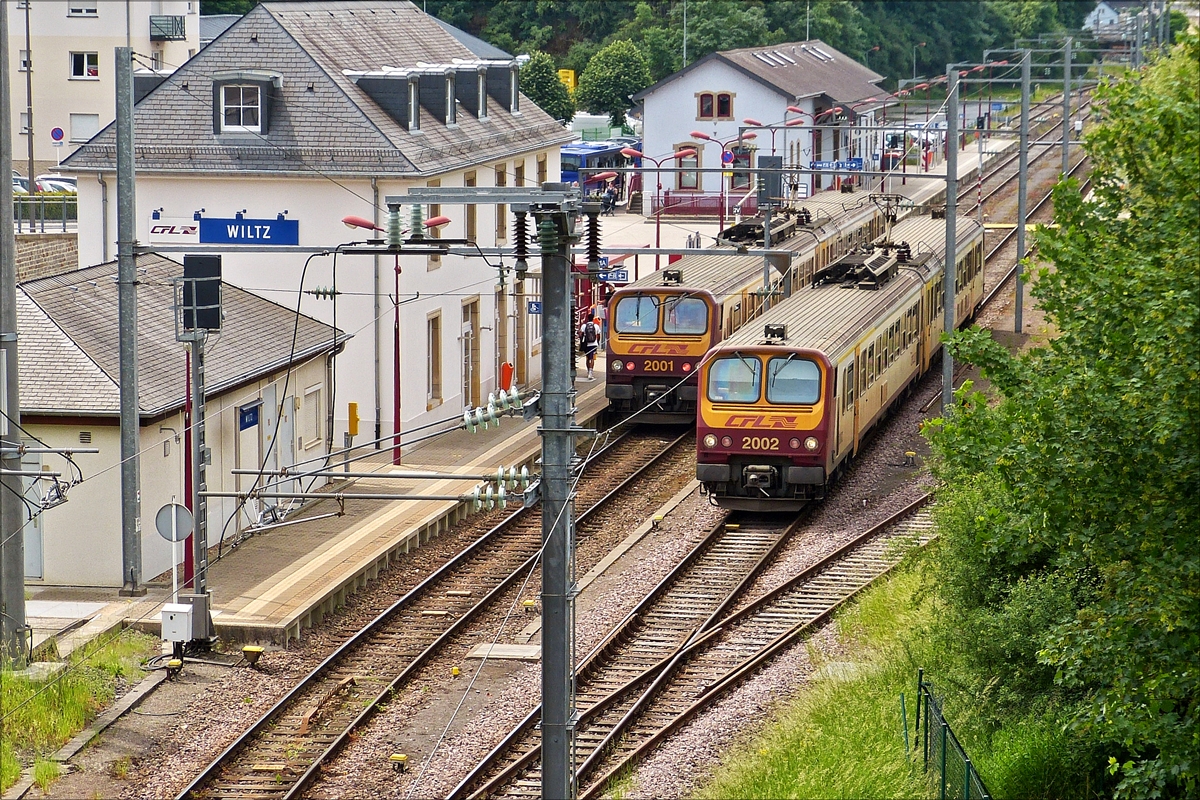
[176,427,691,800]
[451,497,935,800]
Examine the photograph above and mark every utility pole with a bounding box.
[23,2,34,192]
[942,65,959,413]
[1061,37,1072,176]
[116,47,144,596]
[1015,50,1030,334]
[1,0,28,665]
[534,189,579,800]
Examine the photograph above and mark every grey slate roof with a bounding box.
[200,14,241,46]
[433,18,512,60]
[19,254,346,417]
[634,40,884,107]
[62,1,572,178]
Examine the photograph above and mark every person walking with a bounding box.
[594,299,608,350]
[579,315,601,380]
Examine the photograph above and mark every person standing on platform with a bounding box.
[594,298,608,350]
[579,315,600,380]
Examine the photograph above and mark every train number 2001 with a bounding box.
[741,436,780,451]
[643,360,676,372]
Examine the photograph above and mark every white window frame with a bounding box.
[18,51,29,72]
[220,84,262,133]
[69,52,99,80]
[19,113,29,136]
[302,385,321,449]
[67,1,97,17]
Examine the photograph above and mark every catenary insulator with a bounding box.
[387,204,402,248]
[585,210,601,276]
[409,204,425,239]
[513,210,530,276]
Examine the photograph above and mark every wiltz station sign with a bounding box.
[149,213,299,246]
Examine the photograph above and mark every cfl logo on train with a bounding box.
[627,343,690,355]
[723,414,800,429]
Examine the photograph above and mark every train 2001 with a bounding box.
[695,211,984,511]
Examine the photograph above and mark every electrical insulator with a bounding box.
[387,204,402,248]
[585,209,602,277]
[537,215,558,253]
[498,485,507,509]
[484,485,495,510]
[513,210,530,277]
[409,204,425,239]
[463,408,477,433]
[309,286,337,300]
[471,486,482,511]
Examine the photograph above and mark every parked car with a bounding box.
[36,173,76,189]
[12,176,29,194]
[35,177,76,193]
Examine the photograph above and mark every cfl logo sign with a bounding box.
[150,224,198,236]
[724,414,799,429]
[628,343,689,355]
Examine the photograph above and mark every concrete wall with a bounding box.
[73,148,557,452]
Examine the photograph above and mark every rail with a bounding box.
[13,195,77,233]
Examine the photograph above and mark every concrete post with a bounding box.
[0,2,27,665]
[942,66,959,413]
[1015,51,1030,334]
[537,198,576,800]
[116,47,144,596]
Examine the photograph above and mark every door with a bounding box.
[22,446,42,580]
[462,300,481,408]
[495,287,509,381]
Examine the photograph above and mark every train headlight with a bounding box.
[803,436,820,451]
[703,434,718,448]
[789,438,801,450]
[721,436,733,447]
[610,360,622,372]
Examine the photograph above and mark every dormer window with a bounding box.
[211,69,280,135]
[221,85,260,132]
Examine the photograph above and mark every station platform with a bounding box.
[121,364,613,646]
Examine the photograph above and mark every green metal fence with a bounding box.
[916,669,993,800]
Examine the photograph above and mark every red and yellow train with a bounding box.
[696,213,985,511]
[604,191,887,423]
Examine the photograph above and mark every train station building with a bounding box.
[61,0,574,467]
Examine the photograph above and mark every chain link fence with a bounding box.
[914,669,993,800]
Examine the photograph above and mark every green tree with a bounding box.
[927,34,1200,799]
[575,40,652,125]
[521,51,575,123]
[199,0,256,14]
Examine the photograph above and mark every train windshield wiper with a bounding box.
[769,353,795,389]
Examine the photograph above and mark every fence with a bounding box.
[13,195,78,233]
[916,669,993,800]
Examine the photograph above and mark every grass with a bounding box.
[692,555,1105,799]
[0,631,158,793]
[32,758,60,793]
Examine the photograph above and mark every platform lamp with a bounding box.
[689,131,756,231]
[342,212,452,465]
[620,147,696,271]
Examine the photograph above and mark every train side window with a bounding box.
[766,357,821,405]
[663,297,709,335]
[859,357,868,393]
[843,363,855,410]
[707,356,761,403]
[866,344,875,385]
[613,295,658,334]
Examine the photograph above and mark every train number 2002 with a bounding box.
[643,360,676,372]
[741,436,780,451]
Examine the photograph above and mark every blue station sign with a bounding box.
[199,216,299,246]
[810,158,864,171]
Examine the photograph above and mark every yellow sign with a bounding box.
[557,69,576,92]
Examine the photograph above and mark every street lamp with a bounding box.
[865,45,881,70]
[907,41,926,82]
[785,106,838,194]
[689,130,756,231]
[621,147,696,271]
[342,212,451,465]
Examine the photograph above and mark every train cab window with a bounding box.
[663,296,709,335]
[766,357,821,405]
[613,295,659,333]
[707,356,761,403]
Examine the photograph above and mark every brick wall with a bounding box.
[16,233,79,282]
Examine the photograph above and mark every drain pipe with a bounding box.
[98,173,109,262]
[372,177,381,447]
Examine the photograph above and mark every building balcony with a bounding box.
[150,15,186,41]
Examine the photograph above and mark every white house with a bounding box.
[633,40,886,216]
[6,0,200,175]
[61,1,574,460]
[18,254,342,587]
[1084,1,1146,35]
